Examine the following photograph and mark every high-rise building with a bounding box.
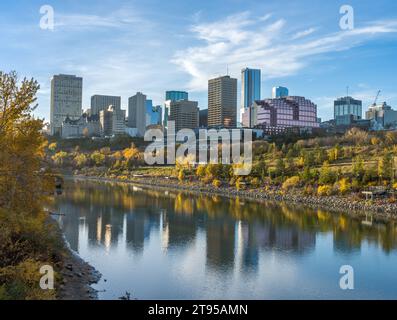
[199,109,208,128]
[334,96,362,123]
[151,105,163,126]
[143,100,161,126]
[272,86,289,99]
[247,96,319,133]
[128,92,147,136]
[366,102,397,129]
[168,100,199,131]
[208,75,237,128]
[166,91,188,102]
[50,74,83,135]
[100,105,126,136]
[91,95,121,115]
[241,68,261,110]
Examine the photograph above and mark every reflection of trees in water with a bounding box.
[55,180,397,261]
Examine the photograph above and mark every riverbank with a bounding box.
[70,175,397,221]
[50,217,101,300]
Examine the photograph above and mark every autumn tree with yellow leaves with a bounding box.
[0,71,61,300]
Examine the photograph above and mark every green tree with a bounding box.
[91,151,105,167]
[319,161,335,185]
[378,152,393,182]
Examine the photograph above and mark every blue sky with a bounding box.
[1,0,397,122]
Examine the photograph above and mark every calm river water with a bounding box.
[52,179,397,300]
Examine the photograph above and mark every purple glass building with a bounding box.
[243,96,319,132]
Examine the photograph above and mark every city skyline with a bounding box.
[1,0,397,122]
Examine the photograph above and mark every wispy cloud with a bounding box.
[292,27,317,40]
[172,12,397,92]
[54,6,148,30]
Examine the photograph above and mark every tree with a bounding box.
[352,156,365,181]
[48,142,57,153]
[91,151,105,167]
[252,160,267,181]
[52,151,68,167]
[0,71,57,299]
[74,153,88,168]
[0,71,48,212]
[378,152,393,182]
[282,176,300,191]
[275,158,286,177]
[319,161,335,185]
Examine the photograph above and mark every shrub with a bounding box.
[236,179,245,190]
[91,151,105,166]
[74,153,88,168]
[48,142,57,153]
[337,178,351,195]
[319,161,335,185]
[250,177,261,188]
[196,165,206,180]
[52,151,68,167]
[282,176,300,191]
[178,169,186,182]
[304,185,314,195]
[317,185,333,196]
[212,179,222,188]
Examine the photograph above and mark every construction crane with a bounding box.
[373,90,381,106]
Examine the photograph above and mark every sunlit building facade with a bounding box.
[50,74,82,135]
[247,96,319,132]
[208,75,237,128]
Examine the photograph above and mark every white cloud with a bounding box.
[54,6,149,30]
[172,12,397,92]
[292,28,317,40]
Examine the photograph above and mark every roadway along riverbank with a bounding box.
[70,175,397,221]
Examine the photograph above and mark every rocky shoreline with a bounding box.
[51,217,102,300]
[57,244,102,300]
[72,175,397,221]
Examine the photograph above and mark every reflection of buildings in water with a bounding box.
[125,210,161,254]
[86,207,124,248]
[333,232,361,254]
[253,223,316,253]
[96,215,102,243]
[126,212,146,253]
[237,222,259,273]
[162,212,198,249]
[58,203,80,251]
[161,213,170,251]
[104,224,112,251]
[235,219,316,271]
[206,220,236,272]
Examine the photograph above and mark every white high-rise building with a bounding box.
[128,92,147,136]
[50,74,83,135]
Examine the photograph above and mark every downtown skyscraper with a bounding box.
[241,68,261,109]
[208,75,237,128]
[50,74,83,135]
[241,68,261,127]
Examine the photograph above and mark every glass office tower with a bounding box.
[165,91,188,102]
[241,68,261,109]
[272,86,289,99]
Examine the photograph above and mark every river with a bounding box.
[51,178,397,300]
